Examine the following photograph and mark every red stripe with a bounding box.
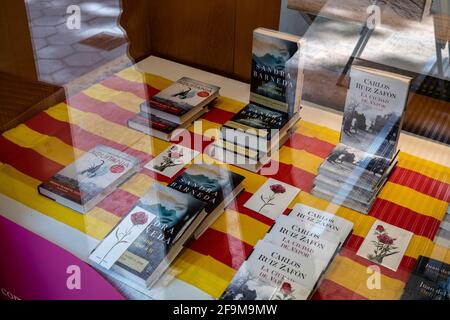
[100,75,159,100]
[97,189,139,218]
[24,112,152,165]
[389,166,450,202]
[369,199,441,240]
[202,107,235,125]
[0,136,64,182]
[67,93,136,126]
[286,132,336,159]
[313,279,367,300]
[264,161,315,193]
[140,167,173,185]
[189,228,253,270]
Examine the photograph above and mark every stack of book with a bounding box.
[220,204,353,300]
[208,28,304,172]
[89,163,245,289]
[128,77,220,141]
[434,205,450,247]
[312,66,412,214]
[401,256,449,300]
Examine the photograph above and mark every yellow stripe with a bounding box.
[83,84,143,113]
[325,256,404,300]
[3,125,84,166]
[398,152,450,184]
[379,182,447,220]
[296,121,340,145]
[0,164,113,240]
[172,248,235,298]
[210,209,270,246]
[279,146,323,175]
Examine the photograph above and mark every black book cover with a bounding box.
[168,164,245,214]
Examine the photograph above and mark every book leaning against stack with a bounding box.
[128,77,220,141]
[88,163,245,290]
[220,204,353,300]
[312,66,412,214]
[208,28,304,172]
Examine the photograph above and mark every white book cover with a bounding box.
[144,144,200,178]
[244,178,300,220]
[265,215,340,270]
[341,66,411,159]
[248,240,321,289]
[89,207,156,269]
[290,204,354,245]
[440,214,450,232]
[357,220,413,271]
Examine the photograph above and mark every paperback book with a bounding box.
[145,77,220,124]
[401,256,450,300]
[38,145,140,214]
[212,28,304,172]
[313,66,411,214]
[289,204,354,246]
[168,164,245,239]
[90,183,207,288]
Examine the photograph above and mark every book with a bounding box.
[341,66,412,159]
[127,109,207,141]
[168,164,245,239]
[312,66,411,214]
[289,204,354,246]
[144,77,220,124]
[244,178,301,220]
[440,214,450,232]
[209,126,294,173]
[434,228,450,248]
[401,257,450,300]
[220,240,318,300]
[221,104,300,152]
[90,183,207,288]
[356,220,413,272]
[318,143,393,189]
[38,145,140,214]
[144,144,200,179]
[251,28,303,116]
[264,215,340,271]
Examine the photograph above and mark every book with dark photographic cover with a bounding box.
[251,28,303,116]
[128,109,207,141]
[313,66,411,214]
[168,164,245,239]
[221,104,301,153]
[289,204,354,247]
[319,143,393,188]
[144,77,220,124]
[401,257,450,300]
[220,240,317,300]
[341,66,412,160]
[91,183,207,288]
[38,145,140,214]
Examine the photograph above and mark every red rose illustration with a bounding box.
[376,225,385,233]
[377,234,394,245]
[131,212,148,226]
[270,184,286,194]
[280,282,293,295]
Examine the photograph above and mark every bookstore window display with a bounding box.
[0,0,449,301]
